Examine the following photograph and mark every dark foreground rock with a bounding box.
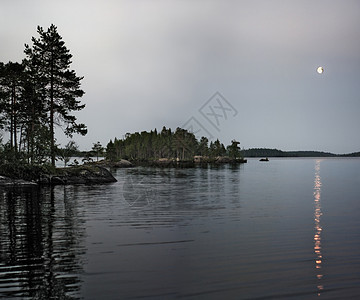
[0,165,117,187]
[0,175,38,187]
[40,165,117,185]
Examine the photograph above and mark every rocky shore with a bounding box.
[95,159,134,168]
[39,165,117,185]
[0,157,247,187]
[132,156,247,167]
[0,165,117,187]
[0,175,38,187]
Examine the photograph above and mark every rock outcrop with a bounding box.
[40,165,117,185]
[96,159,133,168]
[0,175,38,187]
[0,165,117,187]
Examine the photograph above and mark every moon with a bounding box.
[317,66,324,74]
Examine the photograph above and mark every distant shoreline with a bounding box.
[242,148,360,158]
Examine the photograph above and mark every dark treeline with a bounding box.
[242,148,286,157]
[105,127,243,162]
[242,148,360,157]
[341,152,360,157]
[0,24,86,168]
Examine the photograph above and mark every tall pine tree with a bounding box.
[0,61,25,157]
[24,24,87,166]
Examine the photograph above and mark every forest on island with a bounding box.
[105,127,243,162]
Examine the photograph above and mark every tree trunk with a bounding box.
[10,88,14,151]
[30,105,35,164]
[50,68,55,167]
[13,87,17,156]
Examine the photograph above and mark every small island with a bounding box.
[104,127,247,168]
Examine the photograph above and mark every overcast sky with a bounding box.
[1,0,360,153]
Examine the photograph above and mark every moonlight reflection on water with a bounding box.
[314,160,323,295]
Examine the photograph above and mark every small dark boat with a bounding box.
[259,158,269,162]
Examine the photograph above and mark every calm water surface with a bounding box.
[1,158,360,299]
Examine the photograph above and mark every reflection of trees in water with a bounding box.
[122,165,242,212]
[0,186,86,299]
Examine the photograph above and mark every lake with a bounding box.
[1,158,360,299]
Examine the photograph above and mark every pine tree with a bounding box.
[105,140,117,162]
[0,61,26,157]
[24,24,87,167]
[198,136,209,156]
[20,73,48,163]
[92,141,104,162]
[58,140,78,167]
[227,140,242,159]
